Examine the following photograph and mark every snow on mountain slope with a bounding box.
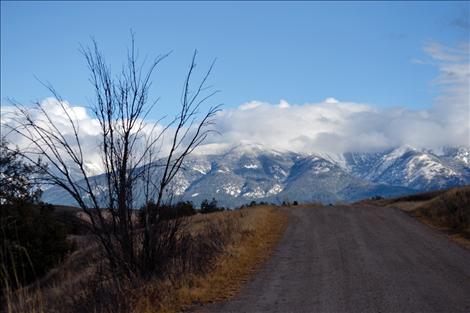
[42,144,470,208]
[339,146,469,190]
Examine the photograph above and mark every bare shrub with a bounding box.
[4,33,220,283]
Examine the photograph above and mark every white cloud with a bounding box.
[203,42,469,153]
[1,98,173,176]
[206,99,380,153]
[1,98,105,175]
[238,101,262,111]
[423,42,468,62]
[278,99,290,108]
[324,97,340,104]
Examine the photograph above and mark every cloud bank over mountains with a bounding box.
[206,41,470,153]
[2,42,469,172]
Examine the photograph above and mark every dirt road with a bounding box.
[202,205,470,313]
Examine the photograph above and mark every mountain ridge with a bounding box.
[42,143,470,208]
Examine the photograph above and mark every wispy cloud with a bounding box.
[423,41,468,63]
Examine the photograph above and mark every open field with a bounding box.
[3,205,288,313]
[4,187,469,313]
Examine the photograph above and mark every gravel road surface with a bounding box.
[201,205,470,313]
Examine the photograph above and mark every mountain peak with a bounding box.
[42,144,470,208]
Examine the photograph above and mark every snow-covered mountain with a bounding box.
[42,144,470,208]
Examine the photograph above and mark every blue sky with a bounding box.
[1,1,469,118]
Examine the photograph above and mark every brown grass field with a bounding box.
[3,205,288,313]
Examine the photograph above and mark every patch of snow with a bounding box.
[386,146,416,160]
[192,166,208,175]
[455,148,470,166]
[222,184,241,196]
[316,152,348,170]
[267,184,283,195]
[242,186,266,198]
[403,154,458,188]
